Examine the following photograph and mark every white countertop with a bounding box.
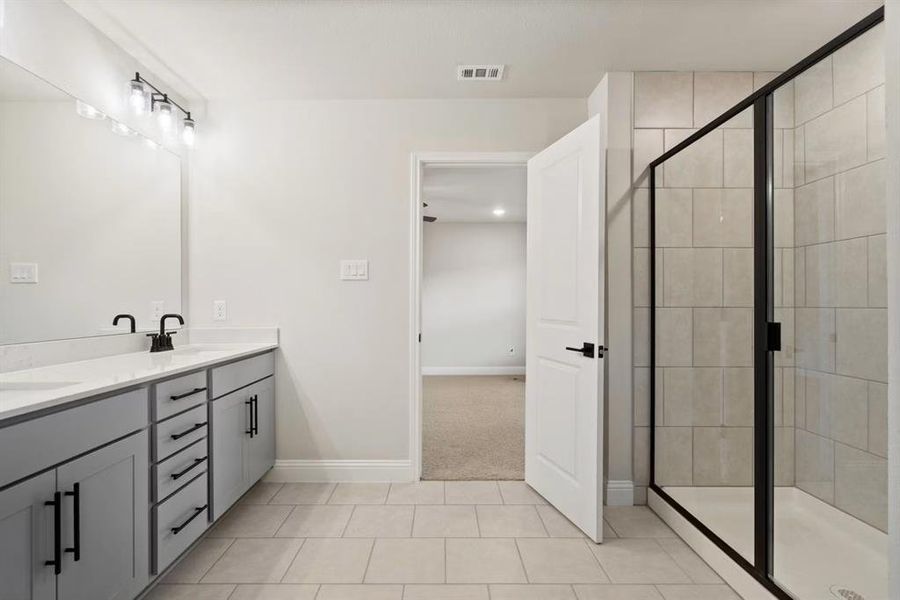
[0,342,278,422]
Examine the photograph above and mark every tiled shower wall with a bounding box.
[790,23,887,531]
[630,23,887,534]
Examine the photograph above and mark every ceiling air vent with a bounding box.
[457,65,505,81]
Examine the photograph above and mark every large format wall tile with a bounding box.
[634,129,664,188]
[794,308,835,371]
[834,443,887,531]
[832,22,885,105]
[795,429,834,503]
[803,238,868,308]
[835,159,886,239]
[692,189,752,247]
[662,248,723,307]
[868,236,887,308]
[804,95,868,181]
[655,188,693,247]
[835,308,887,382]
[867,86,886,160]
[774,189,794,249]
[692,427,753,486]
[723,368,753,426]
[633,426,650,485]
[656,308,693,367]
[723,249,753,307]
[662,367,723,426]
[755,72,795,129]
[692,308,752,367]
[794,58,833,124]
[867,382,888,457]
[794,177,835,246]
[655,427,693,486]
[803,372,868,450]
[634,308,650,368]
[633,188,650,248]
[693,72,753,128]
[633,248,650,308]
[664,130,723,188]
[723,129,753,187]
[775,427,795,486]
[634,72,694,128]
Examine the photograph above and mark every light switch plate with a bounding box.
[213,300,227,321]
[340,259,369,281]
[9,262,38,283]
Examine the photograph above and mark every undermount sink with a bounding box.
[0,381,78,391]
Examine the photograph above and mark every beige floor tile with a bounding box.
[655,585,740,600]
[269,483,336,505]
[490,584,577,599]
[282,538,373,583]
[516,539,609,584]
[402,584,489,599]
[201,538,303,583]
[537,506,585,538]
[162,538,235,583]
[413,505,479,537]
[445,539,527,584]
[329,483,390,504]
[317,585,403,600]
[587,539,690,584]
[573,584,664,600]
[476,505,547,537]
[656,538,721,584]
[144,584,236,600]
[207,504,293,538]
[275,505,354,537]
[498,481,547,504]
[344,505,414,537]
[603,507,675,538]
[228,584,319,599]
[444,481,502,505]
[603,521,618,539]
[365,538,445,583]
[240,482,284,505]
[387,482,445,504]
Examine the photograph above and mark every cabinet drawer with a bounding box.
[0,388,148,489]
[155,404,207,463]
[154,371,208,422]
[155,473,208,573]
[155,440,208,503]
[211,352,274,399]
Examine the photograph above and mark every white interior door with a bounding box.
[525,115,605,543]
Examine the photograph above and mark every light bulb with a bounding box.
[493,208,506,216]
[181,117,195,146]
[110,121,136,137]
[75,100,105,120]
[156,100,173,131]
[128,79,148,115]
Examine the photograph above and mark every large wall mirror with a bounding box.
[0,57,182,345]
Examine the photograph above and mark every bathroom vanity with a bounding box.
[0,343,277,600]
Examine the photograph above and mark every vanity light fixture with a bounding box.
[110,120,136,137]
[128,77,149,115]
[493,208,506,217]
[129,72,197,147]
[75,99,105,120]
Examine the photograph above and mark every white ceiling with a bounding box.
[71,0,882,101]
[422,165,526,223]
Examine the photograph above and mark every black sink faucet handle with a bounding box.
[159,314,185,337]
[113,314,136,333]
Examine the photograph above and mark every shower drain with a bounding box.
[830,586,866,600]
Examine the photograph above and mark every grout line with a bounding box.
[340,505,356,537]
[324,482,339,504]
[360,535,377,584]
[277,537,306,583]
[512,538,529,583]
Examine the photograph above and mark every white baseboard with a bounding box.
[422,366,526,376]
[265,460,414,482]
[605,480,634,506]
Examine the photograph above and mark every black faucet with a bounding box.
[112,314,136,333]
[147,313,184,353]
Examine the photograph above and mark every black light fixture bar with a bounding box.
[132,72,192,120]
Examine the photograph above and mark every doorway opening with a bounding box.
[412,155,529,481]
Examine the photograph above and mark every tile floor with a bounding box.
[146,481,741,600]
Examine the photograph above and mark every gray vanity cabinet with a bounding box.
[246,377,275,486]
[0,471,56,600]
[56,432,149,600]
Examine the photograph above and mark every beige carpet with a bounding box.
[422,375,525,480]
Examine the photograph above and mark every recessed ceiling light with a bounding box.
[493,208,506,216]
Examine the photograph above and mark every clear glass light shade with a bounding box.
[181,118,196,146]
[128,80,149,115]
[75,100,105,120]
[156,100,174,131]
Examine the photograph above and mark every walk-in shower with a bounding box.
[647,7,888,599]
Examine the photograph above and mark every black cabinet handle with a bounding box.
[171,505,207,535]
[44,492,62,574]
[170,387,207,401]
[252,395,259,435]
[245,398,255,438]
[171,457,207,480]
[64,483,80,561]
[170,422,207,440]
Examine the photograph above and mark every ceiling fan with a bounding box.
[423,202,436,222]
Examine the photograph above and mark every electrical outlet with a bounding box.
[213,300,227,321]
[150,301,164,322]
[507,346,516,356]
[9,262,38,283]
[340,259,369,280]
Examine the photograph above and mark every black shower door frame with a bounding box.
[646,7,885,599]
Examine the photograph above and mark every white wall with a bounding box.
[421,222,526,374]
[189,99,586,467]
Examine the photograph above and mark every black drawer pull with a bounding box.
[245,398,255,438]
[170,387,207,401]
[171,504,207,535]
[44,492,62,574]
[64,483,80,561]
[171,457,207,480]
[170,422,207,440]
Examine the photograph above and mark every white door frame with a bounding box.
[408,151,534,480]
